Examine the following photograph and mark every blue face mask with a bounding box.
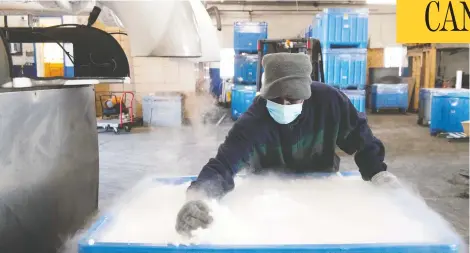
[266,100,303,124]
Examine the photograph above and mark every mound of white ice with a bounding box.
[97,175,459,246]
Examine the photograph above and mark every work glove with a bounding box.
[371,171,401,188]
[175,200,213,236]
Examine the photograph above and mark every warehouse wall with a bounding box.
[438,49,470,80]
[210,5,397,49]
[92,22,198,117]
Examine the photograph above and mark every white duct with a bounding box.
[97,5,124,29]
[188,0,220,62]
[103,0,201,57]
[0,0,220,59]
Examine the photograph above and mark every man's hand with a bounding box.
[175,200,213,236]
[371,171,401,188]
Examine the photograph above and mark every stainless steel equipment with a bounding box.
[0,86,99,253]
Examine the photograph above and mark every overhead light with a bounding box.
[366,0,396,5]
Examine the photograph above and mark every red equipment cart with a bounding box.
[97,91,135,134]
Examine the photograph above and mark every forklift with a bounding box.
[255,38,325,92]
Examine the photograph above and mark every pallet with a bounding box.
[445,132,469,142]
[434,132,469,142]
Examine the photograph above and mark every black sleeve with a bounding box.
[188,99,263,199]
[334,91,387,180]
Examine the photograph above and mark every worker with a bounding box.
[175,53,400,236]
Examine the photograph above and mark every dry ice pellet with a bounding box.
[96,175,459,245]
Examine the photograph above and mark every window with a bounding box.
[384,46,408,73]
[220,48,235,78]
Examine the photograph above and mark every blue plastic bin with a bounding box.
[418,88,453,126]
[231,85,257,120]
[371,83,409,112]
[313,8,368,49]
[234,54,259,84]
[342,90,366,113]
[430,90,470,135]
[209,68,223,99]
[322,48,367,89]
[78,171,463,253]
[233,22,268,54]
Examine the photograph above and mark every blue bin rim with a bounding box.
[432,92,470,98]
[78,171,463,253]
[234,21,267,26]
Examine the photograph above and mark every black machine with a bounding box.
[255,38,325,92]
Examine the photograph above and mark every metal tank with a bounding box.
[0,1,220,252]
[0,85,99,253]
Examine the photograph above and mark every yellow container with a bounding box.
[462,121,470,136]
[226,91,232,103]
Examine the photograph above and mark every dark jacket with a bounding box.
[189,82,387,198]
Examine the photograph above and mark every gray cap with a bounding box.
[260,53,312,100]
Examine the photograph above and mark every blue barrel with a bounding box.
[209,68,223,99]
[341,90,366,113]
[430,90,470,135]
[231,85,257,120]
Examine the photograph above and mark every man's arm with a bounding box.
[334,91,387,181]
[188,102,263,199]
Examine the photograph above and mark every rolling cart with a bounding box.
[255,38,325,92]
[97,91,135,134]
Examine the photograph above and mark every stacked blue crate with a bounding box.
[231,22,267,120]
[314,8,368,90]
[309,8,368,112]
[231,85,258,120]
[314,8,368,49]
[341,90,366,113]
[234,54,259,84]
[233,22,268,54]
[322,48,367,90]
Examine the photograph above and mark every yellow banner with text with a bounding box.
[396,0,470,43]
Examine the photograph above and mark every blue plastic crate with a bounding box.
[342,90,366,113]
[234,22,268,54]
[430,90,470,135]
[323,48,367,89]
[78,171,463,253]
[234,54,259,84]
[313,8,368,49]
[418,88,453,126]
[371,83,409,111]
[231,84,257,120]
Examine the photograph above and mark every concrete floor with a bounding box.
[98,113,469,243]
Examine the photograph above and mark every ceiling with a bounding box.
[204,0,397,13]
[204,0,389,4]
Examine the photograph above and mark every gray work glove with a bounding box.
[371,171,401,188]
[175,200,213,236]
